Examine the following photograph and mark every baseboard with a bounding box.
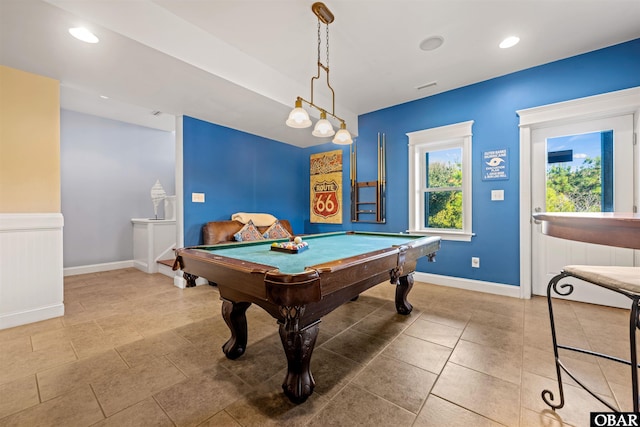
[133,260,150,272]
[64,260,134,276]
[0,303,64,330]
[414,272,523,299]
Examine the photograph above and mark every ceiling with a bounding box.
[1,0,639,148]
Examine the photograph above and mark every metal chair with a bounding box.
[542,265,640,412]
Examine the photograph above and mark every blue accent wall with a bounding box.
[182,116,306,246]
[182,39,640,287]
[330,39,640,286]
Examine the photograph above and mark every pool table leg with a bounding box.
[221,300,251,360]
[395,273,414,315]
[279,308,319,404]
[183,272,197,288]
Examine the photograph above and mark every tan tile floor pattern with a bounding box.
[0,268,634,426]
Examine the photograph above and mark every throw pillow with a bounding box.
[262,220,292,239]
[234,220,265,242]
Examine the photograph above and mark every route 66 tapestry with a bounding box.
[310,149,342,224]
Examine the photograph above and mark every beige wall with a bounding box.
[0,66,60,213]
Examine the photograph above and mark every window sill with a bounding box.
[406,229,475,242]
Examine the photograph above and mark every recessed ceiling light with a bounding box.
[99,95,109,99]
[68,27,99,44]
[499,36,520,49]
[419,36,444,51]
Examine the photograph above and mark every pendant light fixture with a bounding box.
[285,2,352,145]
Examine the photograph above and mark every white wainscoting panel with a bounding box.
[0,213,64,329]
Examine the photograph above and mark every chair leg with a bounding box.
[629,297,639,412]
[541,272,570,410]
[541,269,640,412]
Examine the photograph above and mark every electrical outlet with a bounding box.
[471,257,480,268]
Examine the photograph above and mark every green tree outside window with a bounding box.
[426,158,463,229]
[546,156,601,212]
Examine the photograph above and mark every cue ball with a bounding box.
[294,236,302,244]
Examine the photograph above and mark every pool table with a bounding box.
[173,231,440,403]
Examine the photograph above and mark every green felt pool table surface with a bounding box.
[190,231,429,274]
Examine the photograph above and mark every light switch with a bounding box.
[192,192,205,203]
[491,190,504,201]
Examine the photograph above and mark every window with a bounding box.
[407,121,473,241]
[545,130,614,213]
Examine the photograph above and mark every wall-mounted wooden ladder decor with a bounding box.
[350,133,386,223]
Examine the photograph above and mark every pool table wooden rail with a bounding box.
[173,236,439,309]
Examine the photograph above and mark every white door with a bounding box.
[531,114,635,308]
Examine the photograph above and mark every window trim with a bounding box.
[407,120,474,241]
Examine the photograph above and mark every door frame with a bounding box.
[517,86,640,299]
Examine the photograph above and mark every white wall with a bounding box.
[61,110,175,268]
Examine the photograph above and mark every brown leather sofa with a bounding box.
[181,219,294,288]
[202,219,294,245]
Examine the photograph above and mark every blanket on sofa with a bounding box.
[231,212,277,227]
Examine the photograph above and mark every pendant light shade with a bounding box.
[286,99,312,128]
[332,122,352,145]
[312,111,335,137]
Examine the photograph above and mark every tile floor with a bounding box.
[0,268,635,426]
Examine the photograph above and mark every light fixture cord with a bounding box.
[314,17,335,114]
[317,19,321,66]
[313,17,334,113]
[325,19,330,70]
[317,18,330,73]
[305,7,339,123]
